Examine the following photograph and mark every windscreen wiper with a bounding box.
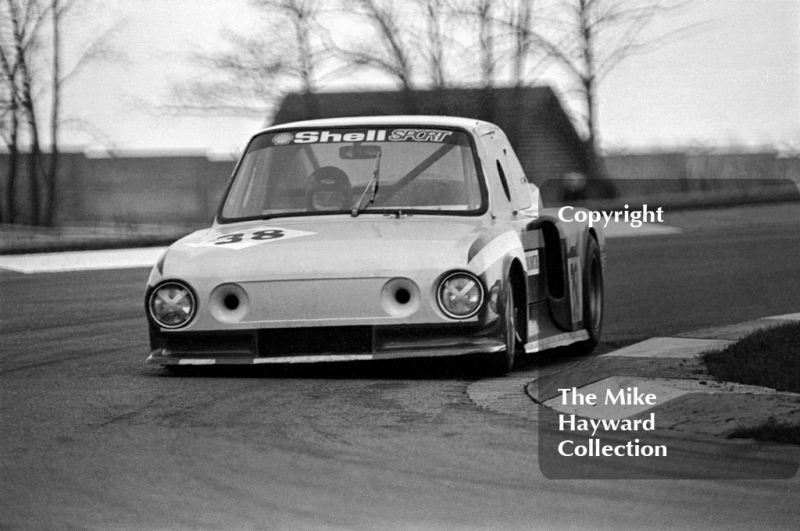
[351,152,382,217]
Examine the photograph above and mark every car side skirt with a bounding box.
[524,329,589,353]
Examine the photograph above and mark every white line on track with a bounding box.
[762,313,800,321]
[602,221,682,238]
[0,247,167,274]
[602,337,732,358]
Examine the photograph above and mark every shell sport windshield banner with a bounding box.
[268,128,456,145]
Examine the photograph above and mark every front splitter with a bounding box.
[146,343,506,366]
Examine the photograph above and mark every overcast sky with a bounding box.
[62,0,799,154]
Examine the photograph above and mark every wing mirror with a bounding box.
[339,145,382,159]
[518,183,541,218]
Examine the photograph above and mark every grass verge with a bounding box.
[701,322,800,394]
[701,321,800,444]
[727,420,800,445]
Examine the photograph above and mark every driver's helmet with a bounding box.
[306,166,352,211]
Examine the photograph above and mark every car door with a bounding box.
[479,131,547,346]
[490,134,544,304]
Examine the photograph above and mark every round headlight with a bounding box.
[437,272,484,319]
[149,282,196,329]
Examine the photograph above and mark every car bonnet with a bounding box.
[162,216,487,282]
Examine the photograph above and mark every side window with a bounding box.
[496,160,511,202]
[503,147,532,211]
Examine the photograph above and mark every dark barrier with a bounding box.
[539,178,800,211]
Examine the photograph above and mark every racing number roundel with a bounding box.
[187,227,315,250]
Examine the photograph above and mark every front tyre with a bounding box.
[485,282,519,375]
[568,236,603,356]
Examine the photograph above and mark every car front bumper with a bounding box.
[146,322,506,366]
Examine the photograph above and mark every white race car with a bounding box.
[145,116,605,374]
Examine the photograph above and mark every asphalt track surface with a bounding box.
[2,211,800,530]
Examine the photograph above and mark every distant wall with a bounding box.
[1,152,237,226]
[1,150,797,226]
[603,152,799,197]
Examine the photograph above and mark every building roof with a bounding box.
[272,86,583,150]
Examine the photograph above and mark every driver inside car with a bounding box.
[305,166,353,211]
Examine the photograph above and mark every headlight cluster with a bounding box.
[149,282,196,329]
[437,272,484,319]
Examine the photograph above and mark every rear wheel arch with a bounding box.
[540,221,565,299]
[587,227,599,251]
[508,258,528,345]
[568,233,604,356]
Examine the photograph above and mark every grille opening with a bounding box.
[159,331,256,356]
[224,294,240,310]
[375,323,487,350]
[395,288,411,305]
[257,326,373,356]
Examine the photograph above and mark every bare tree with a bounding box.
[475,0,495,88]
[333,0,420,112]
[0,3,22,223]
[526,0,694,160]
[0,49,20,223]
[335,0,481,101]
[452,0,553,89]
[48,2,119,226]
[417,0,449,88]
[165,0,693,176]
[173,0,465,118]
[0,0,119,226]
[172,0,330,120]
[450,0,497,88]
[46,0,59,227]
[487,0,548,149]
[450,0,511,122]
[1,0,48,224]
[496,0,539,88]
[452,0,549,123]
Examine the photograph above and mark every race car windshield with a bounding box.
[220,127,486,221]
